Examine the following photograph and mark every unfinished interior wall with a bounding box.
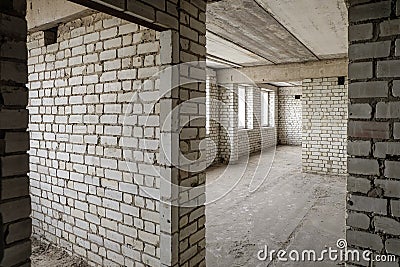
[206,83,277,164]
[157,2,208,266]
[218,84,239,163]
[302,78,347,175]
[237,87,277,158]
[0,1,31,266]
[206,69,220,166]
[347,0,400,261]
[28,13,162,266]
[27,0,208,265]
[278,87,302,145]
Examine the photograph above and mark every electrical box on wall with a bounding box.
[44,27,58,46]
[338,76,345,85]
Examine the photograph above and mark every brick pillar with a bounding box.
[0,1,32,266]
[159,1,207,266]
[347,0,400,260]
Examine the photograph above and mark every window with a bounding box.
[261,91,269,126]
[238,86,246,128]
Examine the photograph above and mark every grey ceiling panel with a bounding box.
[206,0,319,64]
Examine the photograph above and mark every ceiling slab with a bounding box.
[206,32,272,66]
[255,0,348,59]
[206,0,318,64]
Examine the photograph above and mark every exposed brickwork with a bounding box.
[347,0,400,262]
[28,13,162,267]
[27,0,208,266]
[278,87,302,146]
[302,77,348,175]
[237,87,277,158]
[157,1,207,266]
[0,1,31,266]
[70,0,188,31]
[218,84,239,163]
[205,83,277,164]
[206,69,220,166]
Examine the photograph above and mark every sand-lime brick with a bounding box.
[347,0,400,261]
[302,77,348,175]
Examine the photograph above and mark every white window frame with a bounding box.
[261,91,270,127]
[238,85,246,129]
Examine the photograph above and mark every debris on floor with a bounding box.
[31,238,89,267]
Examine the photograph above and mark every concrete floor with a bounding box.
[206,146,346,267]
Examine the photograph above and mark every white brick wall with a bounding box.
[206,82,277,164]
[28,13,161,267]
[302,77,348,175]
[237,87,277,158]
[0,2,31,266]
[206,69,220,165]
[278,87,302,146]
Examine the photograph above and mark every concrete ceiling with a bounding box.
[206,0,348,68]
[27,0,348,71]
[206,32,271,66]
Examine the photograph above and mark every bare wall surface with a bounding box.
[302,78,348,175]
[27,0,209,266]
[347,0,400,262]
[278,87,302,146]
[28,13,162,267]
[206,82,277,165]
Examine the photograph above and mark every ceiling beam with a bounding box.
[216,58,348,84]
[68,0,167,31]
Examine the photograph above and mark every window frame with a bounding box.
[261,90,270,127]
[237,85,246,129]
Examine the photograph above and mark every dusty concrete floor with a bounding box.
[205,146,346,267]
[31,237,88,267]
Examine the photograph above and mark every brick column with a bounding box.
[347,0,400,261]
[159,1,207,266]
[0,1,32,266]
